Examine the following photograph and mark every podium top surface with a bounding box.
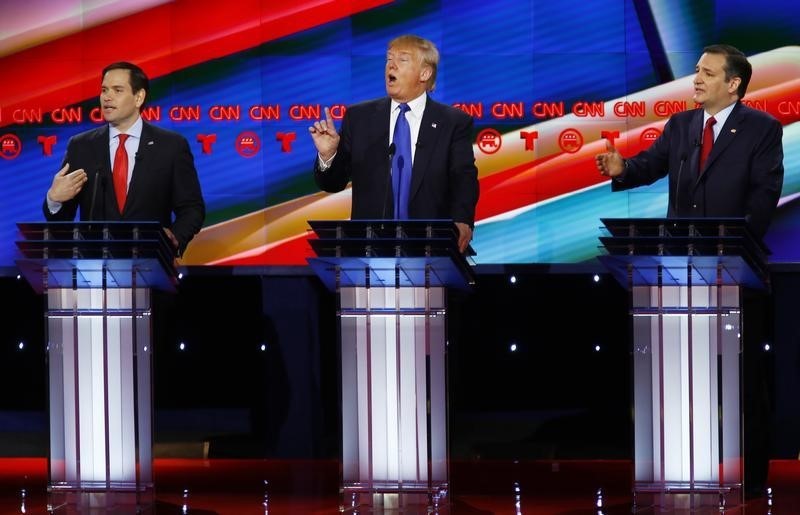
[15,221,177,293]
[597,218,769,289]
[600,217,763,242]
[308,219,473,249]
[306,219,476,290]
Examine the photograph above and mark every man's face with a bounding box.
[100,68,144,130]
[385,45,430,103]
[693,52,740,114]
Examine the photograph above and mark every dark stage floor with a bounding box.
[0,458,798,514]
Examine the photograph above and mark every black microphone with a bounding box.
[88,167,101,224]
[673,152,688,213]
[381,143,396,220]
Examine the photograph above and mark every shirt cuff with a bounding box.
[614,159,629,182]
[317,152,336,171]
[46,194,63,214]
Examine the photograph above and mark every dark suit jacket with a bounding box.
[314,96,479,226]
[613,101,784,241]
[43,121,205,254]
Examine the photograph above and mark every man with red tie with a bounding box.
[43,62,205,256]
[309,35,479,253]
[595,44,783,242]
[595,44,784,499]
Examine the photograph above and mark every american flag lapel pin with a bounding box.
[148,140,155,145]
[431,123,437,128]
[730,129,736,134]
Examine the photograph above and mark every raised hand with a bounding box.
[308,107,340,161]
[595,139,625,178]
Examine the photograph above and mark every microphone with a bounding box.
[88,167,101,224]
[673,152,688,213]
[381,143,396,220]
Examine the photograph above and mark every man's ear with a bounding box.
[729,77,741,95]
[420,66,432,82]
[135,89,146,109]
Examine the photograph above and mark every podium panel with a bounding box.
[16,222,175,513]
[308,220,474,512]
[340,287,447,495]
[599,218,768,511]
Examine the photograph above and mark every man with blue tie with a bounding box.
[309,34,479,253]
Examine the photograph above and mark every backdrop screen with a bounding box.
[2,0,799,271]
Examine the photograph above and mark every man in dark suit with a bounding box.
[309,34,479,253]
[595,44,783,242]
[596,44,784,499]
[44,61,205,256]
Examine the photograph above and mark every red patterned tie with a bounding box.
[699,116,716,173]
[113,134,129,211]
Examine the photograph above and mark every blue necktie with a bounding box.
[392,103,412,219]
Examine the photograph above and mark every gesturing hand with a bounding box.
[595,140,625,178]
[308,107,340,161]
[47,163,88,203]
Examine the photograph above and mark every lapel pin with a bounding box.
[730,129,736,133]
[431,123,437,128]
[148,140,154,145]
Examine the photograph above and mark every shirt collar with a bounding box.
[391,92,427,118]
[109,116,144,140]
[704,101,736,129]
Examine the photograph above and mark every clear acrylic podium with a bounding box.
[16,221,177,513]
[598,218,769,510]
[307,220,475,512]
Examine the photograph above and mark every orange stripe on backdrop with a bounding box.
[0,0,393,128]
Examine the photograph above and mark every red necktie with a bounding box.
[113,134,129,211]
[699,116,716,173]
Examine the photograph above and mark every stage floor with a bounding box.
[0,458,797,514]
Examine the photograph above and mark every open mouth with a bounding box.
[387,74,397,84]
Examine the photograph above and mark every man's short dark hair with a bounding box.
[101,62,150,105]
[702,44,752,99]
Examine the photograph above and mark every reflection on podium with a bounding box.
[599,218,769,511]
[16,221,177,513]
[308,219,475,512]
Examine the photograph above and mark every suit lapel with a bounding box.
[125,122,155,214]
[90,126,121,219]
[411,97,441,199]
[701,102,742,176]
[373,99,391,147]
[91,125,112,174]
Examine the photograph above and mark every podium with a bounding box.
[307,220,475,511]
[598,218,769,510]
[16,221,177,513]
